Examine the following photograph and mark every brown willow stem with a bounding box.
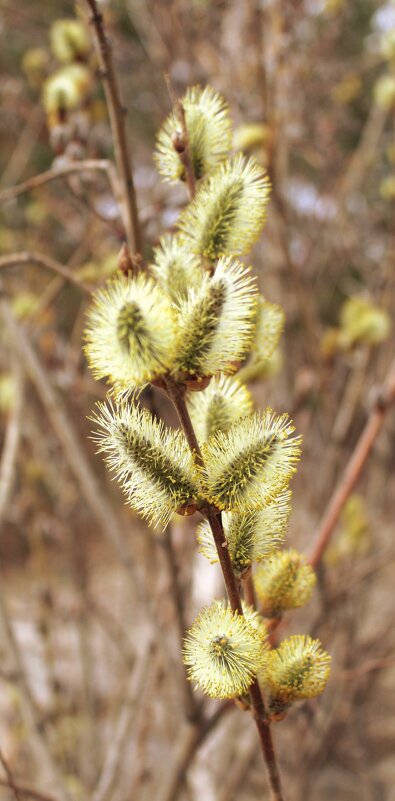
[309,357,395,568]
[85,0,142,254]
[165,378,285,801]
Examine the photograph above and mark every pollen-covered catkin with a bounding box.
[150,235,205,303]
[201,410,302,511]
[84,273,177,394]
[183,600,268,698]
[92,401,199,529]
[155,85,232,183]
[254,549,316,617]
[187,374,253,441]
[262,635,331,713]
[172,256,258,379]
[197,490,292,575]
[178,154,271,261]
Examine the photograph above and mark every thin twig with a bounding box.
[0,159,116,204]
[84,0,142,253]
[0,251,92,294]
[91,643,156,801]
[0,749,23,801]
[0,371,71,801]
[0,779,59,801]
[309,357,395,568]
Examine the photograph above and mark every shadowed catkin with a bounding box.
[172,256,258,379]
[155,85,232,183]
[151,235,205,303]
[254,549,316,617]
[201,410,302,511]
[92,401,199,529]
[84,273,176,394]
[262,635,331,714]
[178,154,271,261]
[251,297,285,363]
[187,374,253,441]
[183,600,268,699]
[197,490,292,575]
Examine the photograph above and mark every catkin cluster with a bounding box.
[84,85,330,709]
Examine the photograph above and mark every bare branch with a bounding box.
[0,251,92,295]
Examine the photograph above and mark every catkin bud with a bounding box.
[200,410,301,512]
[178,154,271,261]
[172,257,258,380]
[262,635,331,714]
[92,401,199,529]
[50,19,90,64]
[84,273,177,394]
[254,549,316,617]
[155,85,232,183]
[183,600,268,699]
[197,490,291,575]
[187,374,253,442]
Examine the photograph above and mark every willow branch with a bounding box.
[0,251,92,294]
[165,379,285,801]
[309,357,395,568]
[84,0,142,253]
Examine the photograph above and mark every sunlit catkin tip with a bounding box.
[92,401,199,530]
[187,374,253,442]
[197,490,292,575]
[50,19,90,64]
[84,273,177,393]
[254,549,316,617]
[150,235,205,303]
[183,601,267,699]
[155,85,232,183]
[172,257,258,380]
[251,297,285,363]
[262,635,331,711]
[177,154,271,261]
[200,410,301,512]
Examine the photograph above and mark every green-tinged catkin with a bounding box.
[92,401,199,529]
[262,635,331,714]
[150,235,205,304]
[84,273,177,394]
[254,549,316,617]
[201,410,301,512]
[177,154,271,261]
[183,600,268,699]
[155,85,232,183]
[197,490,292,575]
[172,256,258,379]
[187,374,253,442]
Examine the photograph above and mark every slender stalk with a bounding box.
[165,379,285,801]
[0,780,59,801]
[309,357,395,568]
[0,251,92,294]
[0,158,117,204]
[85,0,142,254]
